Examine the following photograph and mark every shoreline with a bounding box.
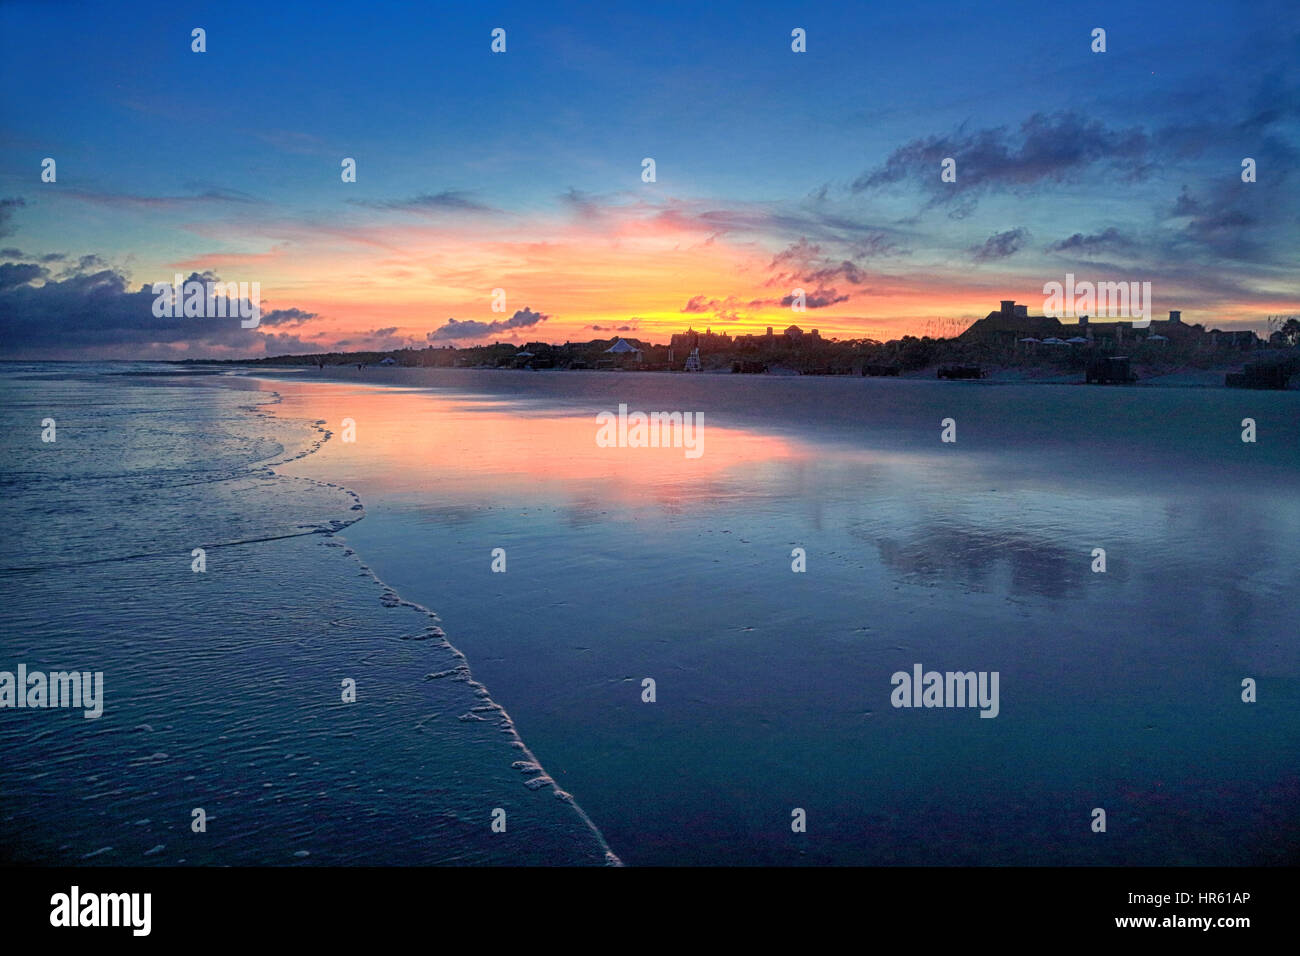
[0,366,622,865]
[219,360,1300,391]
[228,364,1300,866]
[245,381,623,866]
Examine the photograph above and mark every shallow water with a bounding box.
[258,366,1300,866]
[4,361,1296,866]
[0,363,616,865]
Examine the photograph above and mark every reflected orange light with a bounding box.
[260,378,808,509]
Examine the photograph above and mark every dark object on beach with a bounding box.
[731,360,769,374]
[1226,363,1292,389]
[1085,356,1136,384]
[862,364,901,377]
[937,364,984,380]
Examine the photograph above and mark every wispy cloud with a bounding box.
[1044,227,1136,257]
[348,191,496,214]
[970,228,1030,263]
[0,198,26,237]
[427,307,549,341]
[853,112,1152,207]
[59,187,263,210]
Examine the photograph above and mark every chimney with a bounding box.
[1014,304,1028,318]
[1000,300,1015,316]
[1169,310,1181,324]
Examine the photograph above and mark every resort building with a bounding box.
[959,299,1255,350]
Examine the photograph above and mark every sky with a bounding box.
[0,0,1297,359]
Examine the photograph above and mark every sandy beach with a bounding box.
[246,365,1300,865]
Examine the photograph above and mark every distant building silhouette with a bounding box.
[959,300,1254,350]
[670,326,733,354]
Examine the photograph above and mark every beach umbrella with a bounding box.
[1018,337,1040,343]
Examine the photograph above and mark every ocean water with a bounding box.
[0,363,617,865]
[3,362,1297,866]
[256,366,1300,866]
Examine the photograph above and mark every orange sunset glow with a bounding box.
[264,377,809,508]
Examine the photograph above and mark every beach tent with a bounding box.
[1018,337,1040,343]
[515,351,534,358]
[604,338,643,362]
[1066,337,1088,344]
[1041,337,1069,345]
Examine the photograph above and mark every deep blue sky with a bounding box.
[1,0,1296,356]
